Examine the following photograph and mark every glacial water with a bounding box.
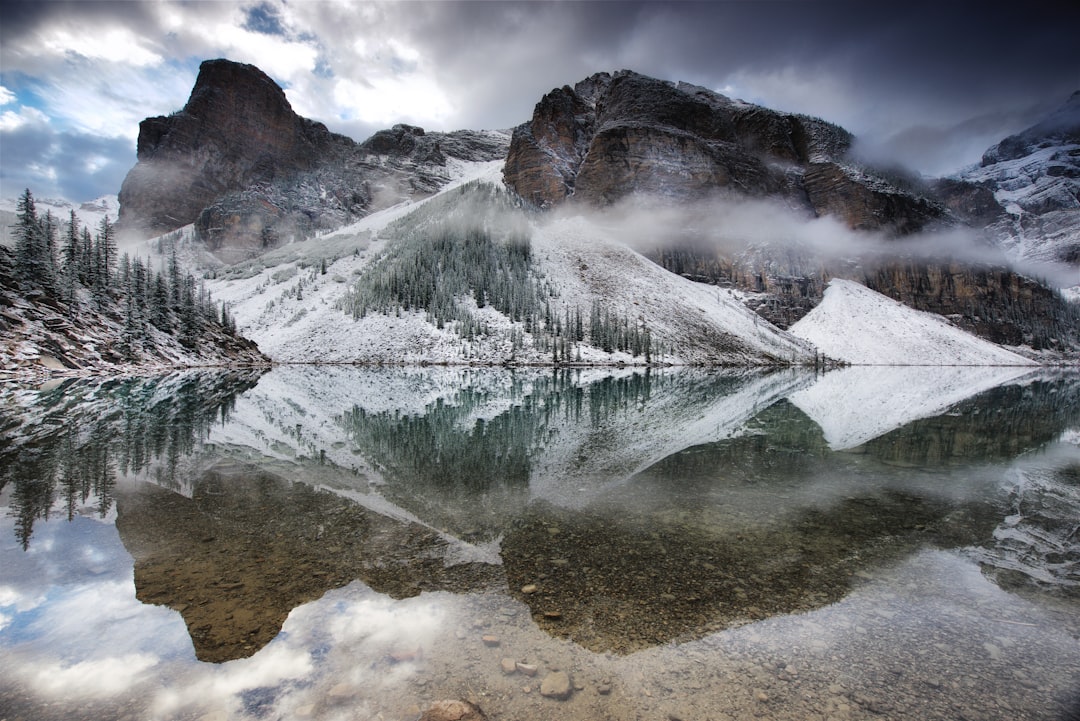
[1,366,1078,721]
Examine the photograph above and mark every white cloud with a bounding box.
[205,22,319,85]
[33,62,193,140]
[326,73,453,127]
[0,105,50,132]
[40,27,163,67]
[0,86,16,106]
[30,653,160,698]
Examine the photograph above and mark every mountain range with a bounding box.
[4,58,1079,374]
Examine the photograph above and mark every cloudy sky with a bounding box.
[1,0,1077,202]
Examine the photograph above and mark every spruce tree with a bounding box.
[13,188,55,294]
[61,210,81,305]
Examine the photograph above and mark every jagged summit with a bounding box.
[117,58,508,261]
[981,90,1080,166]
[118,60,349,239]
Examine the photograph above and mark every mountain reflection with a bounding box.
[2,365,1078,662]
[115,460,503,663]
[0,370,262,549]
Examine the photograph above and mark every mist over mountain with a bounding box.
[9,59,1077,376]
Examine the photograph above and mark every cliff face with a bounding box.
[118,60,348,239]
[503,71,945,234]
[118,59,509,261]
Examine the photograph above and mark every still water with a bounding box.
[1,366,1078,721]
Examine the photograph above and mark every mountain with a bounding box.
[0,195,118,248]
[210,166,819,366]
[503,70,946,234]
[117,59,508,262]
[788,279,1036,366]
[499,71,1079,354]
[104,61,1078,368]
[958,91,1080,266]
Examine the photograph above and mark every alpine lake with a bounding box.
[1,365,1078,721]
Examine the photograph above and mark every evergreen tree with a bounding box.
[61,210,81,305]
[93,215,117,297]
[79,227,94,287]
[150,269,171,332]
[13,188,56,294]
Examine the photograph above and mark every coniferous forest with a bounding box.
[3,188,264,372]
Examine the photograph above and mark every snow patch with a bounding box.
[789,279,1036,366]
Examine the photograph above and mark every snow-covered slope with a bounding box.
[207,160,817,366]
[0,194,119,245]
[789,279,1037,366]
[959,91,1080,269]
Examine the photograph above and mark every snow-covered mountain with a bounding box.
[788,279,1037,366]
[960,91,1080,269]
[0,194,119,247]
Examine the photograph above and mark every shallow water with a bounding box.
[1,366,1078,720]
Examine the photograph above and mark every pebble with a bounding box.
[419,699,486,721]
[481,635,500,647]
[597,684,612,695]
[521,584,538,594]
[542,610,563,619]
[516,662,539,676]
[500,657,517,675]
[540,671,572,700]
[328,683,355,698]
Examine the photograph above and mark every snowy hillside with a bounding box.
[207,160,818,366]
[959,91,1080,271]
[789,279,1037,366]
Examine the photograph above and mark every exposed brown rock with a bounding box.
[802,162,946,235]
[502,85,596,206]
[118,59,346,239]
[419,700,486,721]
[503,70,855,216]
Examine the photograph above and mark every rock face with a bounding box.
[118,60,348,239]
[960,90,1080,265]
[504,70,944,234]
[118,59,509,260]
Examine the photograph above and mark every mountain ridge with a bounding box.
[51,62,1080,370]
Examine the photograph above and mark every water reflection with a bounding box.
[116,461,503,662]
[0,370,261,549]
[1,365,1079,719]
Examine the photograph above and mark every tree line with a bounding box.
[10,188,237,359]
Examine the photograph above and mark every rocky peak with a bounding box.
[981,90,1080,166]
[118,59,353,239]
[964,91,1080,265]
[117,59,509,260]
[503,69,944,236]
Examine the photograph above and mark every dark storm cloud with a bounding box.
[400,1,1080,170]
[2,0,1079,202]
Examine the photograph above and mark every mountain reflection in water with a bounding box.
[2,366,1079,668]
